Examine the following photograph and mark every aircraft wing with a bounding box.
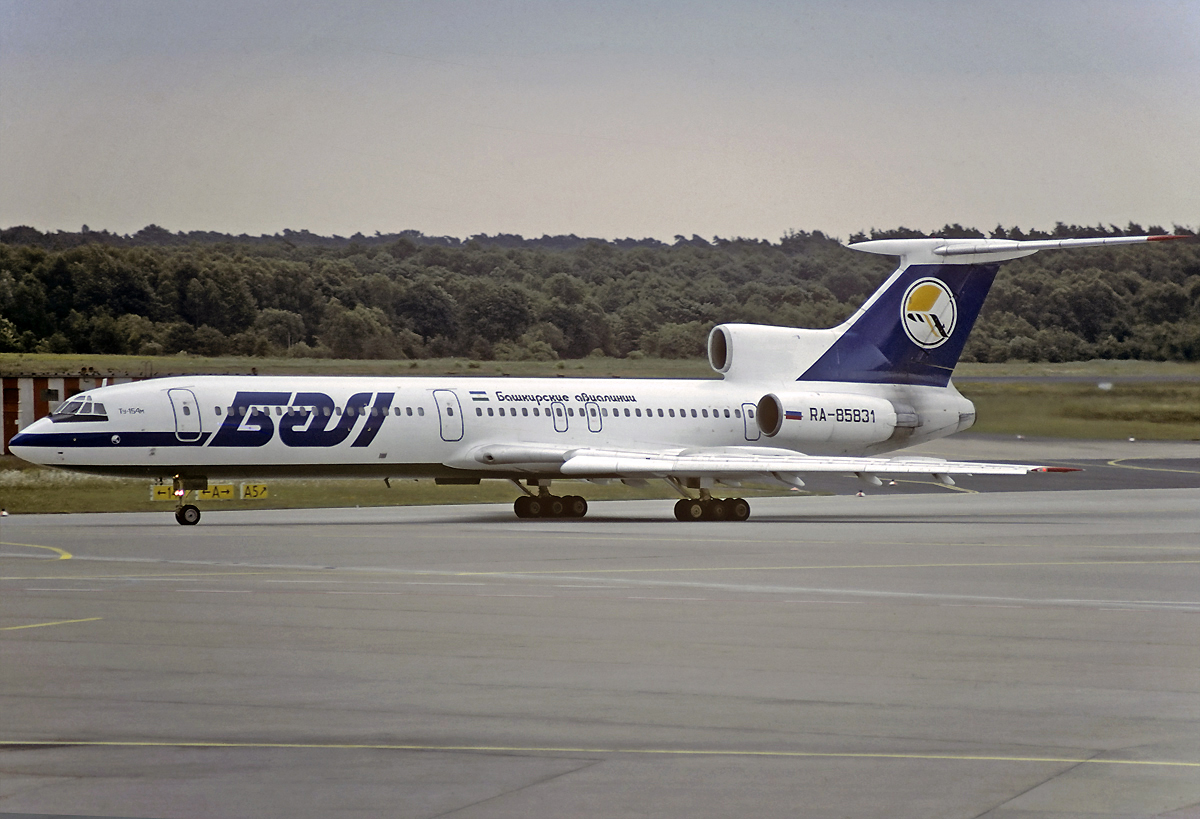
[556,446,1076,484]
[460,443,1076,484]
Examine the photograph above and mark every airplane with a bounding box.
[9,234,1187,525]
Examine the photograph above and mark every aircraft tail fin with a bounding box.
[795,234,1187,388]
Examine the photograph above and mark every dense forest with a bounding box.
[1,222,1197,363]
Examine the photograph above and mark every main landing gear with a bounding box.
[673,497,750,522]
[514,493,588,519]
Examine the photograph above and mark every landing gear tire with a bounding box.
[514,494,589,519]
[726,497,751,521]
[674,497,749,522]
[675,499,706,521]
[175,504,201,526]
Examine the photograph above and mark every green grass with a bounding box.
[959,381,1200,440]
[0,352,717,379]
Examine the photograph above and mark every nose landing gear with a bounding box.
[175,504,201,526]
[171,475,205,526]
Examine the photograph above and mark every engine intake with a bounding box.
[756,393,785,437]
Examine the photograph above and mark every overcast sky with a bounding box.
[2,0,1197,241]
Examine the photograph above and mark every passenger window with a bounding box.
[748,409,754,418]
[447,407,454,416]
[568,408,575,417]
[556,407,563,417]
[522,408,528,416]
[476,407,483,416]
[602,408,608,416]
[418,407,425,416]
[734,409,741,418]
[533,408,540,417]
[324,407,332,417]
[274,406,281,416]
[657,409,664,417]
[701,409,708,418]
[406,407,413,416]
[691,409,697,418]
[635,408,642,417]
[668,409,675,417]
[214,406,222,416]
[183,406,192,416]
[335,408,342,416]
[724,409,730,418]
[393,407,401,416]
[488,408,494,416]
[590,407,597,417]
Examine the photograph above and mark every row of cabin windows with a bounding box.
[210,403,755,422]
[215,405,425,417]
[475,406,752,419]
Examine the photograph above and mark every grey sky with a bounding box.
[2,0,1197,240]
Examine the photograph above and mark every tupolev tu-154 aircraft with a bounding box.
[10,234,1187,524]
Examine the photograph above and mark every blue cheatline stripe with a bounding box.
[9,431,212,448]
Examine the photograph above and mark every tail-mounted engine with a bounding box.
[708,323,835,383]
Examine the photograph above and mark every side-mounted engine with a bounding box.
[753,390,917,451]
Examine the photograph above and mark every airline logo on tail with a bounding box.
[901,278,958,349]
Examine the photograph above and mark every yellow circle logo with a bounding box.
[901,278,957,349]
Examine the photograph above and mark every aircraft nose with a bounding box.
[7,420,50,463]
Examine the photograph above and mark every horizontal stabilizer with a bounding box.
[849,234,1187,265]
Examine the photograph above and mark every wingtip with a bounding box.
[1034,466,1083,473]
[1148,234,1191,242]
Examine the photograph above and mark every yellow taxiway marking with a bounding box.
[0,740,1195,768]
[0,617,102,632]
[0,541,73,560]
[1107,458,1200,475]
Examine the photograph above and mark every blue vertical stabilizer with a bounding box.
[798,262,1000,387]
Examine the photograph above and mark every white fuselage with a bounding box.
[10,374,974,480]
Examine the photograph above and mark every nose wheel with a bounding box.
[174,504,201,526]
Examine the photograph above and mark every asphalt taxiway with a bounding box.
[2,442,1200,818]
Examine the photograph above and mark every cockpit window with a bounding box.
[50,395,109,423]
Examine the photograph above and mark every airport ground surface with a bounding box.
[2,440,1200,818]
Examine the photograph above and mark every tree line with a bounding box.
[1,222,1197,364]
